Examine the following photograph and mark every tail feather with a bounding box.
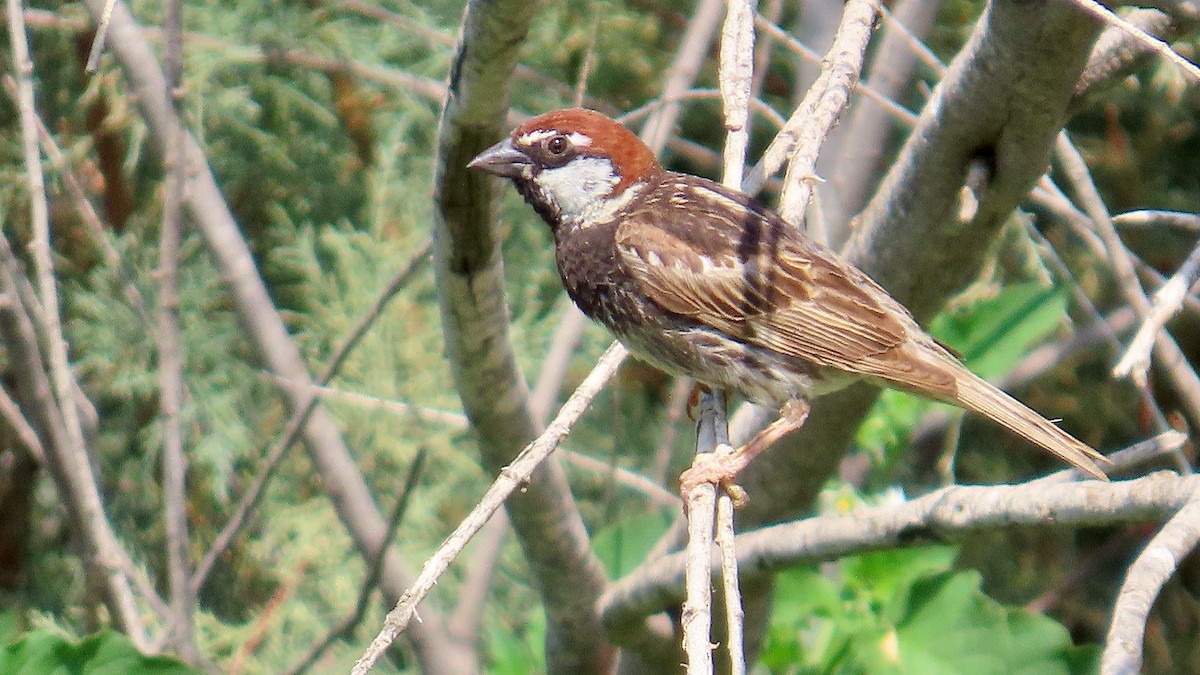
[952,371,1110,480]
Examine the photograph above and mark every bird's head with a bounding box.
[468,108,662,228]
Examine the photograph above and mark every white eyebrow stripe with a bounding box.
[519,129,557,143]
[517,130,594,147]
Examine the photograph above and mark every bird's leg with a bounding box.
[679,398,811,499]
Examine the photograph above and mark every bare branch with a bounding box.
[0,239,149,645]
[825,0,941,243]
[1103,491,1200,674]
[1114,210,1200,233]
[603,463,1197,634]
[285,450,427,675]
[641,0,725,155]
[1067,0,1200,82]
[353,343,627,674]
[157,0,196,659]
[4,2,148,645]
[1113,236,1200,381]
[715,490,745,675]
[777,0,881,227]
[73,0,470,665]
[192,239,432,594]
[1054,134,1200,426]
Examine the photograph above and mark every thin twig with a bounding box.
[776,0,882,224]
[1056,134,1200,429]
[191,239,432,594]
[715,494,745,675]
[1114,236,1200,380]
[351,343,627,674]
[1066,0,1200,82]
[1102,491,1200,674]
[445,513,508,645]
[84,0,118,71]
[529,306,589,425]
[602,466,1200,632]
[0,238,151,644]
[879,3,946,75]
[641,0,725,155]
[652,377,694,484]
[618,89,786,132]
[285,449,428,675]
[158,0,196,659]
[1032,430,1189,485]
[275,381,468,427]
[1114,210,1200,233]
[684,1,759,669]
[682,391,722,675]
[0,381,45,463]
[4,3,148,646]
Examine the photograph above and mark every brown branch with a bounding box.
[157,0,196,660]
[0,238,149,644]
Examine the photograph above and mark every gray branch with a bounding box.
[430,0,613,672]
[602,470,1200,633]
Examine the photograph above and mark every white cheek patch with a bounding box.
[534,156,622,221]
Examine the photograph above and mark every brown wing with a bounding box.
[616,174,956,396]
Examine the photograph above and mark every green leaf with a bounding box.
[892,572,1073,675]
[0,610,19,645]
[0,629,197,675]
[842,546,958,619]
[929,283,1069,380]
[591,509,675,577]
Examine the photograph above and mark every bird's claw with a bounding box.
[679,446,750,508]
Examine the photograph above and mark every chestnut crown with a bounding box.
[469,108,662,226]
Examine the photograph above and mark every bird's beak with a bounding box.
[467,138,531,178]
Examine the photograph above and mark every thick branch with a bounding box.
[430,0,613,672]
[602,471,1199,633]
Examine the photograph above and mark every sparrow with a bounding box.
[468,107,1109,483]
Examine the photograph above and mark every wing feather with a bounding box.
[616,175,955,396]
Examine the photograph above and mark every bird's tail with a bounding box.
[953,370,1110,480]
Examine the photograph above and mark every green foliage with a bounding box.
[485,607,546,675]
[0,627,198,675]
[760,547,1098,674]
[592,509,676,578]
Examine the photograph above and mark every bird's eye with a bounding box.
[547,135,568,155]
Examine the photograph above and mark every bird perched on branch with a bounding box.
[469,107,1109,485]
